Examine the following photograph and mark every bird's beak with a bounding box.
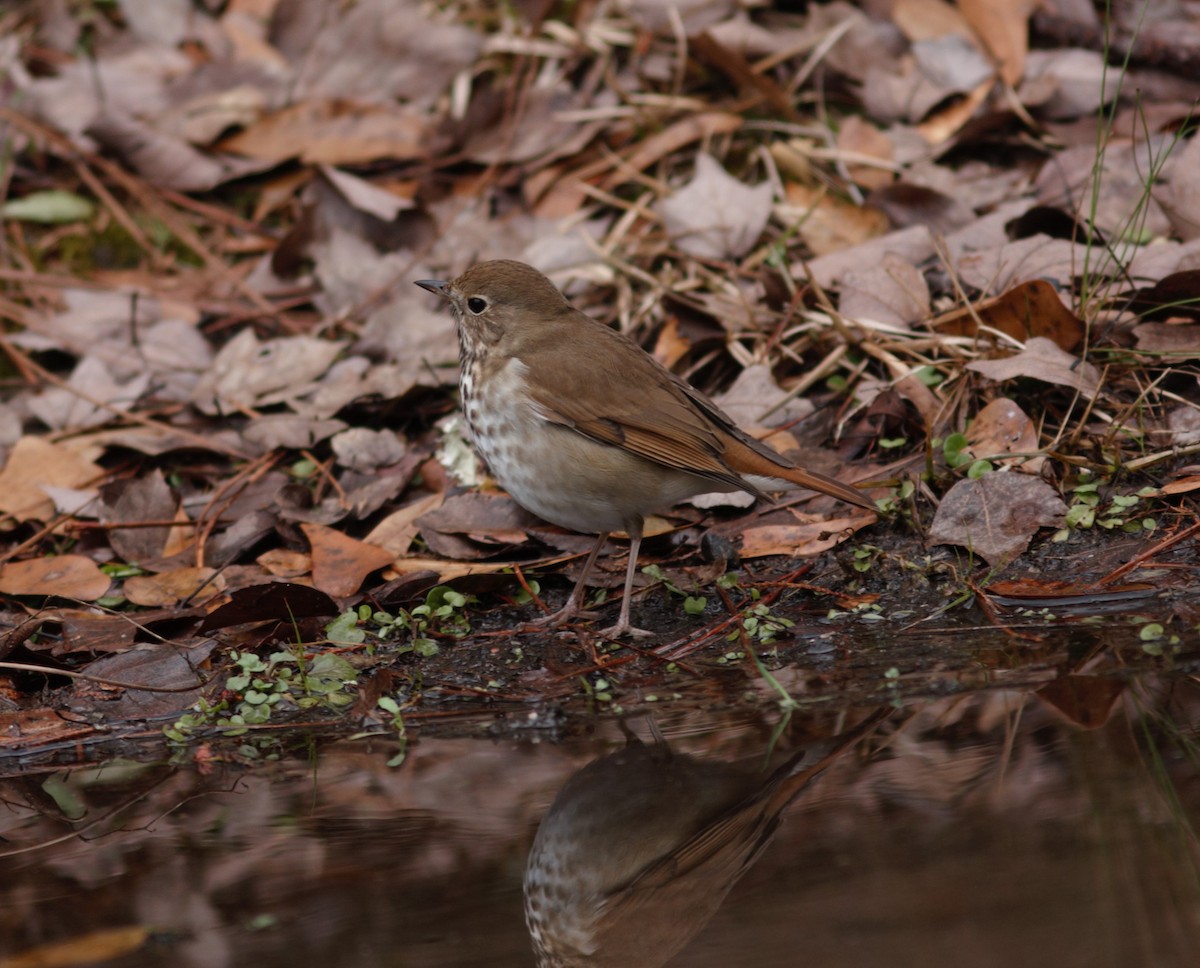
[415,278,448,296]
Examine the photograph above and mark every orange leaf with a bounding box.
[0,555,111,601]
[302,523,394,598]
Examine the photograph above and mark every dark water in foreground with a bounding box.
[2,679,1198,968]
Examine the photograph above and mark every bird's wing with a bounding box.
[522,315,756,493]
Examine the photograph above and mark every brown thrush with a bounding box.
[523,709,891,967]
[416,260,874,637]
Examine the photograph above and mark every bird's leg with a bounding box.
[528,530,655,638]
[528,532,609,628]
[598,529,654,639]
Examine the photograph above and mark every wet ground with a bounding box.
[3,603,1199,967]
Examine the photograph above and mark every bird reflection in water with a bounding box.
[524,709,891,967]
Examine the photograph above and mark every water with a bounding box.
[2,676,1197,968]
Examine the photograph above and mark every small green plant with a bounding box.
[851,545,880,573]
[377,695,409,767]
[873,478,914,515]
[642,563,708,616]
[327,586,476,657]
[727,587,794,645]
[1055,472,1157,539]
[165,647,358,744]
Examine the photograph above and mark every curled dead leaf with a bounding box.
[928,473,1067,565]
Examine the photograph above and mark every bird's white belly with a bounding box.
[463,358,728,534]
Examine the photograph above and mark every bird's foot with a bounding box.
[595,619,655,640]
[524,599,653,639]
[525,603,602,628]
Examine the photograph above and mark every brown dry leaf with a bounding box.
[1019,49,1109,119]
[867,183,975,234]
[302,523,393,598]
[803,225,936,289]
[98,471,178,565]
[1034,143,1172,241]
[782,182,890,258]
[0,437,103,522]
[917,78,992,145]
[1162,475,1200,495]
[257,548,313,578]
[191,329,344,415]
[928,473,1067,565]
[1119,270,1200,324]
[124,567,224,607]
[652,316,693,369]
[953,234,1093,294]
[28,356,152,432]
[0,555,112,601]
[283,0,482,106]
[199,582,337,633]
[710,363,817,429]
[66,639,215,719]
[934,279,1085,351]
[330,428,406,471]
[220,100,428,166]
[87,109,265,191]
[605,113,744,190]
[836,116,895,191]
[464,88,609,167]
[966,397,1043,472]
[1035,675,1126,730]
[52,610,137,655]
[658,155,773,261]
[892,0,972,41]
[417,493,536,559]
[621,0,734,33]
[319,165,413,220]
[366,491,446,556]
[1134,323,1200,352]
[738,512,872,559]
[958,0,1036,85]
[838,252,930,327]
[966,336,1100,398]
[1158,130,1200,241]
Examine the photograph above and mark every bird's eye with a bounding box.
[467,297,488,314]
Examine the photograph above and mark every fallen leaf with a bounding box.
[98,470,178,565]
[257,548,313,578]
[933,280,1084,351]
[220,99,429,165]
[928,473,1067,565]
[51,610,138,655]
[302,523,394,597]
[966,336,1100,398]
[738,512,872,559]
[124,567,224,607]
[199,582,337,632]
[66,639,215,719]
[965,397,1043,471]
[0,555,112,601]
[0,437,104,522]
[838,252,931,327]
[959,0,1036,85]
[366,491,445,556]
[658,154,773,261]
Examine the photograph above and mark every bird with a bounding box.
[415,260,875,637]
[523,708,891,967]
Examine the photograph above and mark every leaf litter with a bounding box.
[0,0,1198,757]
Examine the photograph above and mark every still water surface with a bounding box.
[2,681,1197,967]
